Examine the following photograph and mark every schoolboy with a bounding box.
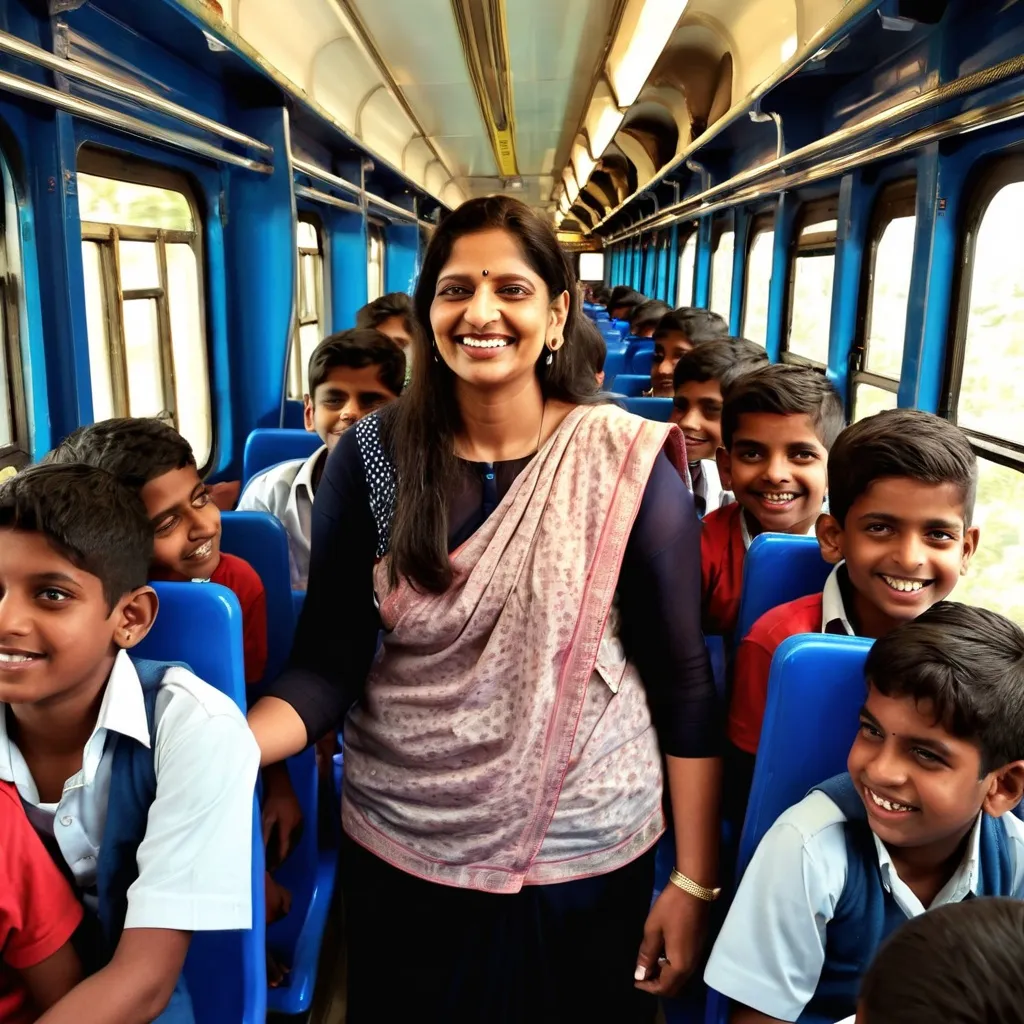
[45,418,268,684]
[728,409,980,759]
[701,363,844,637]
[608,286,645,322]
[856,898,1024,1024]
[355,293,420,383]
[0,781,83,1023]
[671,338,768,517]
[628,299,670,338]
[649,307,730,396]
[705,602,1024,1024]
[0,464,258,1021]
[238,328,405,589]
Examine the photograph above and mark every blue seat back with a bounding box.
[610,374,650,397]
[243,428,321,488]
[599,321,625,343]
[613,318,631,335]
[738,634,873,877]
[627,348,655,375]
[281,400,305,430]
[736,534,832,643]
[622,397,673,422]
[133,582,266,1024]
[603,343,630,384]
[220,511,296,684]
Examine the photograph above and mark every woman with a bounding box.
[248,196,721,1022]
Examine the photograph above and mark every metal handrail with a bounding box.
[294,183,361,215]
[292,157,362,197]
[0,28,271,156]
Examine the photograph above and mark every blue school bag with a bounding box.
[95,657,195,1023]
[800,772,1013,1024]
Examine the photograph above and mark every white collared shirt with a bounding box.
[237,445,327,589]
[691,459,733,518]
[704,789,1024,1021]
[0,650,259,930]
[821,562,856,635]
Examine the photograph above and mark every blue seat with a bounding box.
[627,348,655,376]
[735,534,832,643]
[594,310,610,321]
[243,428,321,488]
[282,400,305,430]
[610,374,651,396]
[220,511,296,684]
[613,318,631,335]
[603,343,630,384]
[622,397,673,421]
[599,321,625,343]
[133,582,266,1024]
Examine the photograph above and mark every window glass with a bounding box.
[954,458,1024,623]
[788,214,836,364]
[0,288,10,449]
[77,160,211,465]
[957,182,1024,446]
[297,219,318,249]
[743,228,774,347]
[677,232,697,306]
[710,229,734,323]
[853,383,898,422]
[865,215,915,379]
[368,225,385,303]
[288,216,325,400]
[579,252,604,280]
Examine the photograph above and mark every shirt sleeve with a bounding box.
[236,478,272,515]
[125,673,260,931]
[261,428,381,743]
[0,785,83,969]
[704,793,847,1021]
[616,451,720,758]
[728,634,774,755]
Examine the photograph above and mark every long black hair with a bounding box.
[383,195,602,592]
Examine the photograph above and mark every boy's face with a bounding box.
[848,683,1024,860]
[817,478,980,636]
[303,365,398,452]
[376,315,415,354]
[0,529,155,707]
[651,332,694,397]
[671,378,724,463]
[140,465,221,581]
[717,411,829,535]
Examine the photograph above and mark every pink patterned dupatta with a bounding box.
[342,403,689,892]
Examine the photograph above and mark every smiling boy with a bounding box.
[701,364,844,636]
[705,602,1024,1024]
[649,308,730,397]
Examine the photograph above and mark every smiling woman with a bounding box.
[248,196,722,1023]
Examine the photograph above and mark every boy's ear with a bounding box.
[715,447,732,490]
[983,760,1024,818]
[114,586,159,651]
[815,513,846,565]
[302,394,316,434]
[960,524,981,576]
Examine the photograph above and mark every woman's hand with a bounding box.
[634,884,709,997]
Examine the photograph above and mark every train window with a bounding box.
[367,222,386,302]
[677,228,697,305]
[852,181,916,421]
[77,157,211,467]
[287,216,325,400]
[785,200,838,366]
[743,215,774,347]
[709,224,734,321]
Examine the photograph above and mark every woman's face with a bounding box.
[429,228,568,391]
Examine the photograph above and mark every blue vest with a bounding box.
[93,657,195,1024]
[801,772,1013,1024]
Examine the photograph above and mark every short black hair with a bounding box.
[577,317,607,377]
[608,288,645,317]
[860,898,1024,1024]
[43,418,195,489]
[653,307,730,345]
[673,337,769,392]
[828,409,978,526]
[720,363,845,450]
[867,602,1024,774]
[0,463,152,610]
[307,327,406,397]
[355,292,421,342]
[590,284,611,305]
[630,299,671,335]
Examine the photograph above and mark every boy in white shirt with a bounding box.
[238,328,405,588]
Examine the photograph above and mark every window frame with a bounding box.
[849,178,916,417]
[0,224,29,471]
[783,196,839,367]
[367,219,387,302]
[76,148,213,470]
[741,210,775,345]
[675,222,697,306]
[288,211,326,400]
[945,156,1024,471]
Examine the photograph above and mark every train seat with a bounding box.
[610,373,651,396]
[133,582,266,1024]
[243,427,321,489]
[622,397,673,421]
[627,346,655,376]
[736,534,832,643]
[598,321,626,343]
[603,342,630,383]
[281,400,305,430]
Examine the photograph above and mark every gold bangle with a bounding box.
[669,868,721,902]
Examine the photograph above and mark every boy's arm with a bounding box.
[35,929,189,1024]
[19,942,82,1013]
